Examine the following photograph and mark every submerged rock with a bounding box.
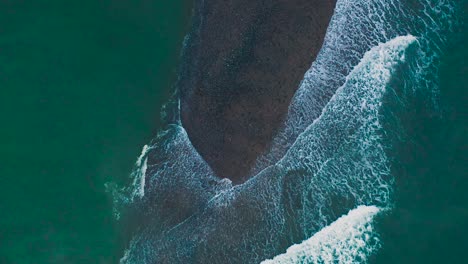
[178,0,336,183]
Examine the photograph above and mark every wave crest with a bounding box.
[119,35,415,264]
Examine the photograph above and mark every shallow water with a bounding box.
[115,0,465,263]
[1,0,465,263]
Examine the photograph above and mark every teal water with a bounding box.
[1,0,466,263]
[0,1,191,263]
[116,1,466,263]
[374,20,467,263]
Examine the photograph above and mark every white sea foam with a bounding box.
[250,0,459,176]
[136,145,148,166]
[130,145,150,199]
[114,0,459,262]
[104,144,151,218]
[135,158,147,198]
[119,35,415,264]
[261,206,382,264]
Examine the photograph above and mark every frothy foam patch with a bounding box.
[127,145,150,200]
[136,144,149,166]
[261,206,382,264]
[251,0,459,176]
[112,0,460,262]
[135,157,147,198]
[119,35,415,264]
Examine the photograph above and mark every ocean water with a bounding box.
[115,0,465,263]
[1,0,464,263]
[0,1,192,263]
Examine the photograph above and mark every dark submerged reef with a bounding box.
[177,0,336,183]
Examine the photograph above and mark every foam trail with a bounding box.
[261,206,382,264]
[118,35,415,264]
[127,145,152,200]
[136,145,149,166]
[250,0,459,176]
[130,145,150,199]
[112,0,460,262]
[136,158,147,198]
[105,144,152,219]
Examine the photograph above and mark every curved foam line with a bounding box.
[119,34,416,264]
[261,206,382,264]
[115,0,460,261]
[251,35,416,184]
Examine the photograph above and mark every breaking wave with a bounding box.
[251,0,459,175]
[261,206,382,264]
[107,0,460,263]
[116,35,415,263]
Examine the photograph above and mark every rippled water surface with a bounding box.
[1,0,465,263]
[115,0,465,263]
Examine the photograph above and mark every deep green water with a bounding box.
[374,19,467,263]
[1,1,466,264]
[0,1,191,263]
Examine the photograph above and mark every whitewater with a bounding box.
[109,0,460,263]
[261,206,382,264]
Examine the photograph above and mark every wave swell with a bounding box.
[261,206,382,264]
[109,0,459,263]
[117,35,415,263]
